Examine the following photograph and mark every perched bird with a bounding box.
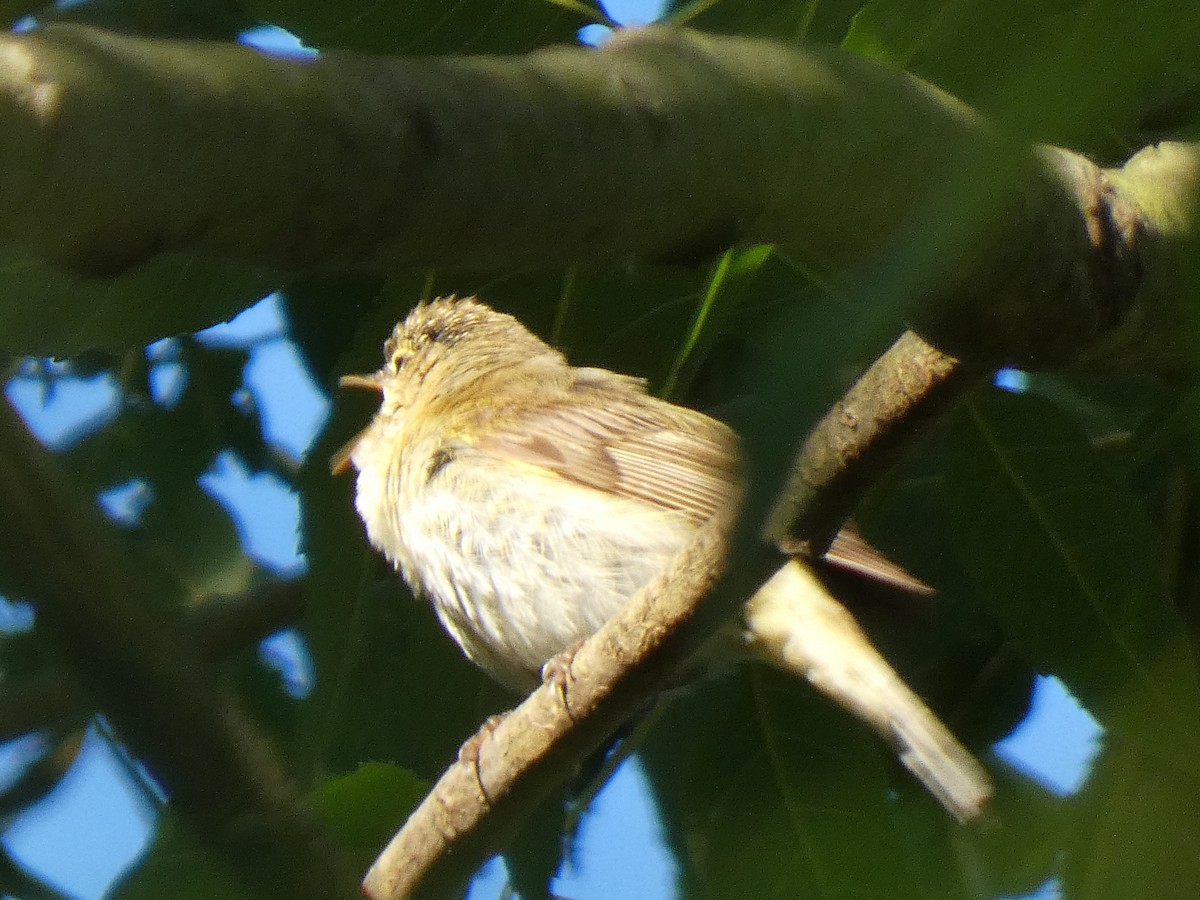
[333,296,991,821]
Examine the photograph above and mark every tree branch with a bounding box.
[766,330,988,556]
[0,26,1190,373]
[0,25,987,276]
[0,400,357,900]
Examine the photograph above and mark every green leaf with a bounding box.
[842,0,949,68]
[505,785,568,900]
[1064,741,1200,900]
[944,389,1200,770]
[142,486,256,598]
[114,765,425,899]
[844,0,1200,155]
[33,0,251,39]
[111,818,253,900]
[0,0,38,29]
[666,0,865,45]
[641,669,962,899]
[951,763,1066,898]
[0,251,281,356]
[661,244,773,399]
[310,762,427,871]
[52,339,267,598]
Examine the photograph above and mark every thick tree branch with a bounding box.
[763,144,1200,563]
[0,400,357,900]
[1077,141,1200,374]
[0,26,1191,372]
[0,25,986,275]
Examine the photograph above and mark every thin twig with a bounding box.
[766,329,988,555]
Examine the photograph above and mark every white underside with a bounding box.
[353,436,695,690]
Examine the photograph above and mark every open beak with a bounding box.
[330,371,385,475]
[338,372,386,391]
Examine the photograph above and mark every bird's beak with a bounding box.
[330,428,368,475]
[338,371,386,391]
[330,371,385,475]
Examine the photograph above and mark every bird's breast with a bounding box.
[359,444,697,690]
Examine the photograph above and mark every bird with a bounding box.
[332,295,992,821]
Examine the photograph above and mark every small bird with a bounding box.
[333,296,991,821]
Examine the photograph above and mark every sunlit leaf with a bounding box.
[666,0,865,44]
[310,762,427,871]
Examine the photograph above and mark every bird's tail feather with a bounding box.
[742,560,992,822]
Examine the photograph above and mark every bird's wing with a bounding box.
[824,528,935,596]
[473,370,740,526]
[472,368,929,593]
